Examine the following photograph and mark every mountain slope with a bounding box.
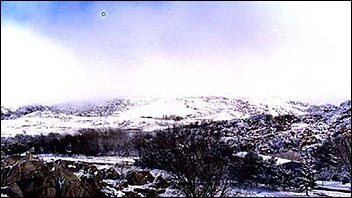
[1,96,350,138]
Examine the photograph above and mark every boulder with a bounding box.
[126,170,154,185]
[1,159,49,186]
[103,167,120,180]
[79,164,103,183]
[116,181,129,190]
[134,187,159,197]
[18,166,83,197]
[153,175,170,188]
[1,155,22,167]
[21,160,46,172]
[122,190,141,197]
[1,183,24,197]
[1,156,103,197]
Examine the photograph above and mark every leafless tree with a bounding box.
[139,126,234,197]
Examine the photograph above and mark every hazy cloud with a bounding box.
[1,1,351,107]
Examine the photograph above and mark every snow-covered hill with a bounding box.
[1,96,350,137]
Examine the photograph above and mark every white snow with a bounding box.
[291,123,309,130]
[101,186,124,197]
[226,186,351,197]
[234,152,293,165]
[316,181,351,191]
[36,154,137,165]
[149,169,172,179]
[103,179,121,186]
[311,190,351,197]
[1,96,313,137]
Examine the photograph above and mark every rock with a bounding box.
[116,181,129,190]
[1,166,17,186]
[101,186,124,197]
[1,159,48,186]
[1,155,23,167]
[79,164,103,183]
[126,170,154,185]
[21,160,46,172]
[18,165,83,197]
[25,153,34,160]
[122,190,141,197]
[103,167,120,180]
[1,183,24,197]
[36,187,56,197]
[134,187,159,197]
[47,187,57,197]
[153,175,170,188]
[1,156,103,197]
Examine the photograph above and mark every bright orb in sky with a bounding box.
[100,9,108,18]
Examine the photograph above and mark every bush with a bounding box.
[1,128,143,156]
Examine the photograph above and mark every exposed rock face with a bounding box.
[1,155,23,168]
[1,159,48,186]
[1,105,49,120]
[1,156,103,197]
[1,183,24,197]
[126,170,154,185]
[1,155,170,197]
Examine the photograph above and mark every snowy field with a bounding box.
[34,154,351,197]
[37,154,137,165]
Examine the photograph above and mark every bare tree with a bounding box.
[139,126,234,197]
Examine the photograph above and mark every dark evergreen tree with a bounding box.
[277,166,293,191]
[238,152,265,187]
[263,157,280,189]
[294,164,315,196]
[312,137,337,172]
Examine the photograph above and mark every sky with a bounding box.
[1,1,351,107]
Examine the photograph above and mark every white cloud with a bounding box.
[1,26,88,107]
[1,2,351,106]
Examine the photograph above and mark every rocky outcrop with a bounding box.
[1,155,171,197]
[1,156,103,197]
[1,183,24,197]
[1,105,49,120]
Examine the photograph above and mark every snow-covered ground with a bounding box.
[316,181,351,191]
[234,151,294,165]
[37,154,137,165]
[227,186,351,197]
[29,154,352,197]
[1,96,317,137]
